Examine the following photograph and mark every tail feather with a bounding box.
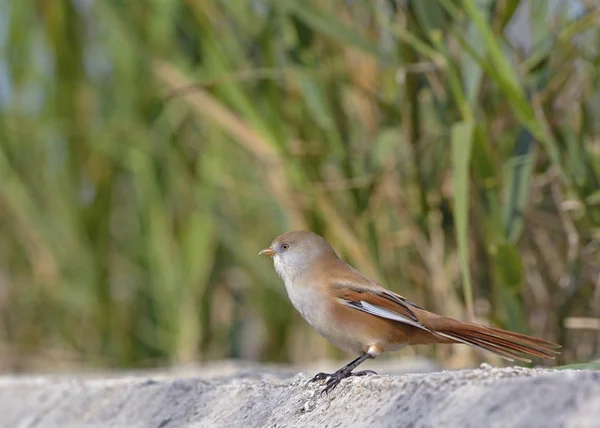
[483,325,561,349]
[435,331,532,362]
[465,327,559,358]
[431,318,561,362]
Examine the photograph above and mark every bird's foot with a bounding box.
[308,372,330,383]
[309,369,378,395]
[319,369,351,395]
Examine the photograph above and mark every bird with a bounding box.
[259,230,561,394]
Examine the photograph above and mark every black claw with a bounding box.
[321,376,342,395]
[317,369,351,395]
[311,368,380,395]
[308,372,331,383]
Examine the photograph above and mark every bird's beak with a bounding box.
[258,247,275,257]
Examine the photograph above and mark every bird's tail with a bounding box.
[432,318,561,362]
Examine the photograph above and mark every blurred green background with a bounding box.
[1,0,599,372]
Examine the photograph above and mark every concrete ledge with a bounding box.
[1,364,599,427]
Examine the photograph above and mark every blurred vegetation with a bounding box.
[0,0,599,372]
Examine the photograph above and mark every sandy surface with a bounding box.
[0,361,598,428]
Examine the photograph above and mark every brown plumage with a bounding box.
[259,230,561,394]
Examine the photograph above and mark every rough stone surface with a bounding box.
[0,361,599,428]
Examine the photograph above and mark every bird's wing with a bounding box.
[331,279,430,331]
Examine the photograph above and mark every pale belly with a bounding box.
[284,282,365,354]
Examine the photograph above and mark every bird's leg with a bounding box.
[309,353,377,395]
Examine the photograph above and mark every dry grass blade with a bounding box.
[153,61,306,229]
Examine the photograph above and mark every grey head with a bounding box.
[259,230,338,281]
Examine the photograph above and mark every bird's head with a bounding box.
[259,230,338,282]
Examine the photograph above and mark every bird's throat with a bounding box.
[274,255,293,282]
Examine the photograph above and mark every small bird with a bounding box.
[259,230,561,394]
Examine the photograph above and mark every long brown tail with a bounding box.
[431,318,561,362]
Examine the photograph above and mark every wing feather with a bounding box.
[331,282,430,331]
[340,299,427,330]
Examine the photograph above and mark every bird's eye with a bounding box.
[281,243,290,251]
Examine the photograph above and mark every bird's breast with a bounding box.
[284,280,364,353]
[284,281,328,327]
